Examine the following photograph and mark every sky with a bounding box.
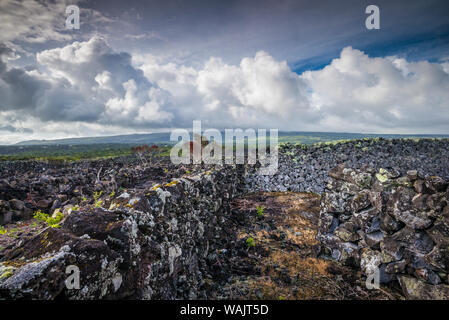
[0,0,449,144]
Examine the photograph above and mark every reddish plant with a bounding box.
[132,144,160,166]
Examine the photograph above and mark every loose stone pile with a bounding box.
[317,164,449,299]
[0,157,198,225]
[246,138,449,193]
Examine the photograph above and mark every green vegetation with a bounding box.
[0,268,13,279]
[7,228,18,238]
[33,209,63,228]
[0,226,7,235]
[93,191,103,208]
[246,237,256,249]
[0,143,172,161]
[256,205,264,217]
[1,133,448,162]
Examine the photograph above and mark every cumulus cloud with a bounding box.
[138,47,449,133]
[302,47,449,133]
[1,38,449,144]
[195,52,316,128]
[137,51,317,129]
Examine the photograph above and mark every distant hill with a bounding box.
[12,131,449,146]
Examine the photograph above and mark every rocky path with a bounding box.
[205,192,404,300]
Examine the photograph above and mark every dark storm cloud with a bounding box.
[0,38,173,126]
[89,0,449,66]
[0,44,50,112]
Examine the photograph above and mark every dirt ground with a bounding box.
[205,192,405,300]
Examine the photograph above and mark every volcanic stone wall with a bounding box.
[0,165,244,299]
[0,158,197,226]
[245,138,449,194]
[317,165,449,299]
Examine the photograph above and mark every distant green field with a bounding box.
[1,131,448,161]
[0,144,172,161]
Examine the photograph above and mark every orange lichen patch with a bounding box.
[108,202,119,210]
[105,221,123,232]
[164,180,179,187]
[1,259,30,268]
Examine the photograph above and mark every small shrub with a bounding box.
[256,205,264,217]
[33,209,63,228]
[246,237,256,249]
[0,226,7,235]
[131,144,160,166]
[93,191,103,208]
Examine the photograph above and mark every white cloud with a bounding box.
[103,79,172,123]
[35,37,174,125]
[198,52,313,118]
[1,39,449,144]
[136,47,449,133]
[302,47,449,133]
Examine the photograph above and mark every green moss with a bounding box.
[357,174,372,188]
[0,265,14,279]
[376,168,390,183]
